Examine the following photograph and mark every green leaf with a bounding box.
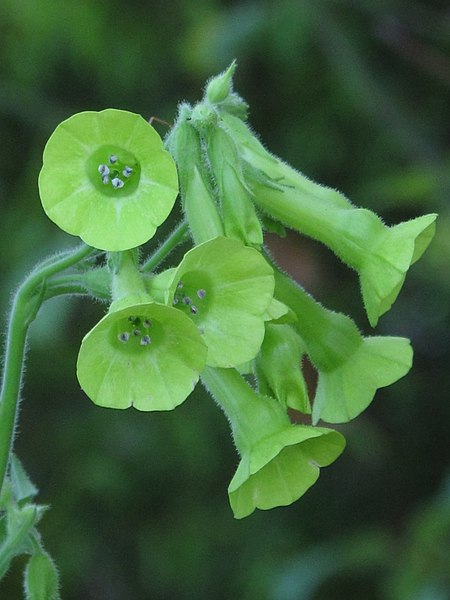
[9,455,38,504]
[201,368,345,519]
[167,237,274,367]
[39,109,178,251]
[77,302,207,411]
[24,550,60,600]
[0,504,44,580]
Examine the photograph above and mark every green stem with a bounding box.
[0,244,94,496]
[141,221,190,272]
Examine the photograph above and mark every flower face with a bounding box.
[39,109,178,251]
[77,302,206,411]
[166,237,275,367]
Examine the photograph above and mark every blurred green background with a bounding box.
[1,1,449,598]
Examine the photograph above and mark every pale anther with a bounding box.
[109,155,118,164]
[173,298,179,305]
[183,296,192,305]
[98,164,110,176]
[190,305,198,314]
[112,177,124,189]
[140,335,151,346]
[102,175,110,185]
[177,281,184,289]
[118,332,130,343]
[197,289,206,299]
[133,329,142,336]
[123,166,133,177]
[143,319,152,328]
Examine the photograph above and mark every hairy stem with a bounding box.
[141,221,190,272]
[0,244,94,496]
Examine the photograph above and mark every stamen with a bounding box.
[182,296,192,305]
[98,164,110,176]
[197,289,206,299]
[128,316,137,323]
[102,175,110,185]
[112,177,124,189]
[140,335,151,346]
[143,319,152,328]
[190,305,198,314]
[133,329,142,336]
[109,155,118,164]
[177,281,184,289]
[123,166,133,177]
[118,332,130,343]
[173,298,179,305]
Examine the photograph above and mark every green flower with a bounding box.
[202,367,345,519]
[164,237,275,367]
[274,270,413,423]
[39,109,178,251]
[77,302,206,411]
[221,112,437,326]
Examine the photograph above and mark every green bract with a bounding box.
[201,367,345,519]
[77,302,206,411]
[39,109,178,251]
[166,237,275,367]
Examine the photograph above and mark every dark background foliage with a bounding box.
[1,1,449,598]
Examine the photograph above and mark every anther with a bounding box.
[173,298,179,305]
[133,329,142,336]
[140,335,151,346]
[197,289,206,299]
[128,316,137,323]
[190,305,198,314]
[182,296,192,305]
[143,319,152,328]
[177,281,184,289]
[98,164,110,176]
[109,155,118,164]
[102,175,110,185]
[123,166,133,177]
[118,332,130,343]
[112,177,124,189]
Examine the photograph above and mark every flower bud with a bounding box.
[205,60,237,104]
[257,323,310,414]
[205,126,263,248]
[167,111,224,244]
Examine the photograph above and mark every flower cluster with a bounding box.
[37,63,436,518]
